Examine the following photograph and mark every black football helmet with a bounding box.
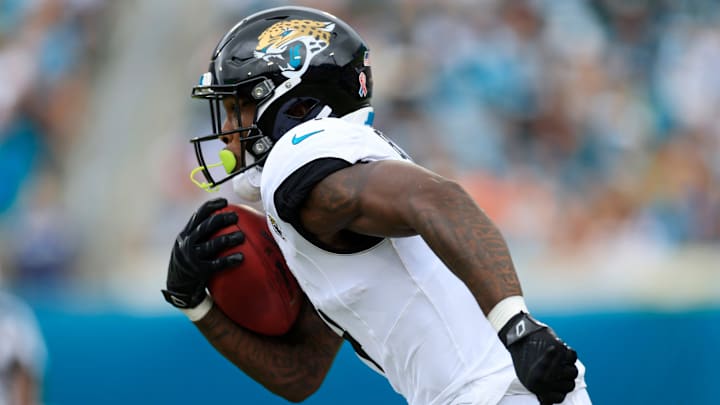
[190,6,373,191]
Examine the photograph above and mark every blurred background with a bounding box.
[0,0,718,403]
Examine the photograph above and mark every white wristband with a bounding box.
[180,295,214,322]
[487,296,529,332]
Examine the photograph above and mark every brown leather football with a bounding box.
[208,204,301,336]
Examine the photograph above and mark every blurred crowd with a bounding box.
[0,0,718,292]
[345,0,720,260]
[0,0,106,288]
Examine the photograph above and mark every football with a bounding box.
[208,204,302,336]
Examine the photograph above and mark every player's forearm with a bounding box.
[194,302,341,402]
[408,180,523,314]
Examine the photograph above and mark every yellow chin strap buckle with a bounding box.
[189,150,239,193]
[190,163,222,192]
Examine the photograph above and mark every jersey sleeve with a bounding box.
[260,117,406,210]
[273,157,350,226]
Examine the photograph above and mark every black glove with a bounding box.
[162,198,245,309]
[499,312,578,405]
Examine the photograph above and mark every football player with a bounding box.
[163,6,591,405]
[0,291,46,405]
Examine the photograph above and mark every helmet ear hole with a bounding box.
[259,96,329,142]
[286,98,320,118]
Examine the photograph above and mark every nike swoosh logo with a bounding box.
[291,129,324,145]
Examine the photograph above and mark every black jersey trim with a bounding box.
[273,158,382,254]
[318,310,385,373]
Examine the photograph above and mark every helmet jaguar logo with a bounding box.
[254,20,335,79]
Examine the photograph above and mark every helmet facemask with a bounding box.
[189,73,276,192]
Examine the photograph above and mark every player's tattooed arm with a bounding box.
[302,160,522,314]
[194,295,342,402]
[407,177,523,312]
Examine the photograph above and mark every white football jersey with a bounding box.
[260,109,535,405]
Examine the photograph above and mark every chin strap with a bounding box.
[190,163,222,193]
[190,149,239,193]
